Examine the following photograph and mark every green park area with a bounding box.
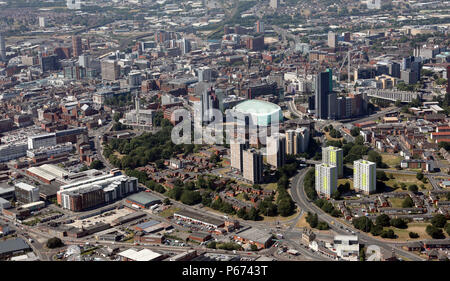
[380,153,402,168]
[382,173,432,191]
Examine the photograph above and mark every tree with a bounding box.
[380,229,395,239]
[352,216,373,233]
[350,127,360,137]
[390,218,408,229]
[355,135,364,145]
[89,160,105,170]
[370,224,383,236]
[431,214,447,228]
[409,232,419,238]
[408,184,418,193]
[317,221,329,230]
[163,198,171,205]
[250,244,258,251]
[426,225,445,239]
[402,196,414,208]
[368,151,382,165]
[375,214,391,227]
[416,172,424,181]
[306,212,318,228]
[376,171,388,181]
[46,237,64,249]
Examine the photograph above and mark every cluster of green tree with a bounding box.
[237,206,261,221]
[305,212,329,230]
[353,215,407,239]
[303,168,317,201]
[425,214,449,239]
[112,122,131,131]
[350,127,361,137]
[323,125,342,139]
[89,160,104,170]
[104,92,134,107]
[367,150,388,168]
[104,125,196,170]
[274,172,296,217]
[314,198,341,217]
[342,139,369,164]
[153,111,173,127]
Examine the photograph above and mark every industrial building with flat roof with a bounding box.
[0,238,31,259]
[233,227,273,249]
[125,192,161,209]
[118,248,164,261]
[174,209,224,229]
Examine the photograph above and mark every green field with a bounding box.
[381,153,402,168]
[388,197,404,208]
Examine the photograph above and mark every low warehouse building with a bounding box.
[125,192,161,209]
[233,227,273,249]
[0,238,31,259]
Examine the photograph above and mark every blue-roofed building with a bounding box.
[134,220,160,232]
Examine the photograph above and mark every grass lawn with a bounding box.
[324,131,343,141]
[295,212,309,228]
[261,209,300,223]
[383,174,432,191]
[159,207,180,218]
[388,223,449,241]
[262,182,278,191]
[381,153,402,168]
[338,179,354,190]
[388,197,404,208]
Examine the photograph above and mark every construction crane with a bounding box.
[336,48,365,89]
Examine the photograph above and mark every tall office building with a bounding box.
[0,33,6,61]
[128,70,142,87]
[101,60,120,81]
[196,82,218,124]
[243,148,263,184]
[72,35,82,57]
[286,127,310,155]
[230,141,245,172]
[269,0,279,9]
[39,17,47,28]
[367,0,381,9]
[181,38,191,55]
[327,31,337,48]
[39,55,60,72]
[197,66,212,82]
[327,91,337,120]
[256,20,264,33]
[266,133,286,168]
[314,71,331,119]
[322,146,343,178]
[315,164,337,198]
[353,160,377,195]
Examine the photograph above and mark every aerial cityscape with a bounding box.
[0,0,450,266]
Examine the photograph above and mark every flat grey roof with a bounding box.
[0,238,31,255]
[174,209,224,227]
[127,192,161,205]
[235,227,272,244]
